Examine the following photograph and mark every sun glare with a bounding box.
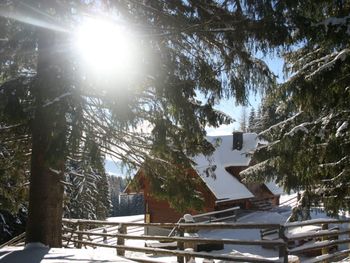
[74,17,135,74]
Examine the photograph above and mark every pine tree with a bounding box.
[0,1,284,245]
[0,129,28,214]
[239,107,248,132]
[255,93,292,133]
[248,108,256,132]
[64,161,111,220]
[108,175,132,216]
[241,1,350,216]
[252,106,263,133]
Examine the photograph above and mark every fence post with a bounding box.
[321,223,329,260]
[183,214,197,252]
[117,223,126,256]
[103,228,107,243]
[279,225,288,263]
[177,226,184,263]
[77,222,84,248]
[184,248,194,263]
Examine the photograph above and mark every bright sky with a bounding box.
[206,55,285,136]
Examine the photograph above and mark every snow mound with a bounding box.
[24,242,48,249]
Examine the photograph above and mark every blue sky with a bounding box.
[207,55,285,135]
[105,159,125,176]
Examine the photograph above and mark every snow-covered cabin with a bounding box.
[125,132,282,226]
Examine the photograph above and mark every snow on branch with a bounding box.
[68,171,85,178]
[49,167,61,175]
[240,159,272,183]
[319,156,349,168]
[321,170,345,183]
[336,121,348,137]
[285,122,309,137]
[60,180,73,187]
[42,92,71,108]
[297,51,332,74]
[259,111,303,137]
[306,49,350,80]
[0,123,23,131]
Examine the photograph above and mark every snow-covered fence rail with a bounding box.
[284,218,350,263]
[0,232,25,248]
[62,218,288,263]
[168,206,240,237]
[279,195,298,207]
[191,206,240,223]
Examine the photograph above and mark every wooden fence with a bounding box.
[3,217,350,263]
[62,217,350,263]
[284,218,350,263]
[62,218,287,263]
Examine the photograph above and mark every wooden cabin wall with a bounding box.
[132,170,217,223]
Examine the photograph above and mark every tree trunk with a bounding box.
[25,26,67,247]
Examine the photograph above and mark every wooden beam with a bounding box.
[69,230,285,246]
[69,240,283,263]
[285,219,350,228]
[289,238,350,254]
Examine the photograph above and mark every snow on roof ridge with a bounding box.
[194,132,259,168]
[191,132,282,202]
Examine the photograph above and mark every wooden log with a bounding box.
[0,232,25,248]
[117,224,127,256]
[77,222,84,248]
[191,206,240,219]
[184,248,194,263]
[63,218,282,230]
[103,228,107,242]
[302,248,350,263]
[285,219,350,228]
[201,214,236,223]
[71,230,117,238]
[321,223,329,260]
[63,217,350,232]
[286,228,350,241]
[288,238,350,254]
[68,230,285,246]
[177,227,184,263]
[278,225,288,263]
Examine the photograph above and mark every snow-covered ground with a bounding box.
[0,243,134,262]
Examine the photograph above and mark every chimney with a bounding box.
[232,131,243,150]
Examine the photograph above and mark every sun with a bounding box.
[74,17,135,74]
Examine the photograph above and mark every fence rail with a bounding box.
[165,206,240,238]
[279,196,298,207]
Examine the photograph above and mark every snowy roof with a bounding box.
[196,166,254,201]
[193,133,259,201]
[265,181,284,196]
[194,133,259,168]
